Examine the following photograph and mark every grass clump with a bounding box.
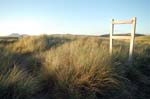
[8,35,72,54]
[40,37,124,99]
[0,66,38,99]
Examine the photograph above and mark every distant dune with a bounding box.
[100,33,145,37]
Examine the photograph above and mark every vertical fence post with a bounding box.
[128,17,136,62]
[110,19,114,56]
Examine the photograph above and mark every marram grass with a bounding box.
[0,35,150,99]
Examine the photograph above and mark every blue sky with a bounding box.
[0,0,149,36]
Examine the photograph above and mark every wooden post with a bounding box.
[128,17,136,62]
[110,19,114,56]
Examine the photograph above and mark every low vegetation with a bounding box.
[0,35,150,99]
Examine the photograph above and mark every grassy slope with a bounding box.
[0,35,150,99]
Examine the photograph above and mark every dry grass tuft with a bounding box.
[0,65,38,99]
[40,37,123,98]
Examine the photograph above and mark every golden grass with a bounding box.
[40,37,123,98]
[0,66,38,99]
[0,35,150,99]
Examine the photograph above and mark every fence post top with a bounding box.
[132,17,136,19]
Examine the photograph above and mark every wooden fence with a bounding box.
[110,17,136,62]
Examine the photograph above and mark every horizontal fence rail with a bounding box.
[112,20,133,24]
[111,36,131,39]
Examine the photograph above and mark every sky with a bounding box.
[0,0,149,36]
